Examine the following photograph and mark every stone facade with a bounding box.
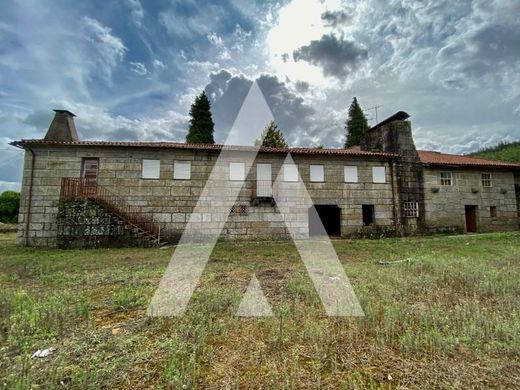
[423,167,519,233]
[17,145,395,247]
[361,112,425,235]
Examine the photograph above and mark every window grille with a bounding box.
[440,172,452,186]
[230,204,248,215]
[403,201,419,218]
[481,173,492,187]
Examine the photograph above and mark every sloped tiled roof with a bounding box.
[418,150,520,169]
[11,139,396,158]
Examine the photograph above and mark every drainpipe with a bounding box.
[25,147,36,245]
[389,158,399,236]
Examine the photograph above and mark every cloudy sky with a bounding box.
[1,0,519,191]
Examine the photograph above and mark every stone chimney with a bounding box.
[44,109,79,142]
[361,111,425,235]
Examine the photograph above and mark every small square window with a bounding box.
[142,159,160,179]
[481,173,492,187]
[310,165,324,182]
[283,164,299,182]
[229,162,245,181]
[344,166,358,183]
[230,204,248,215]
[403,201,419,218]
[440,172,452,186]
[174,161,191,180]
[362,204,375,226]
[490,206,497,218]
[372,166,386,183]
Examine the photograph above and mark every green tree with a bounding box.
[0,191,20,223]
[186,91,215,144]
[344,97,369,147]
[255,121,289,148]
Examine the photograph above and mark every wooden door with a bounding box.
[465,205,477,233]
[81,158,99,196]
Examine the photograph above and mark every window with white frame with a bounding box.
[344,166,358,183]
[229,162,245,181]
[481,173,492,187]
[403,201,419,218]
[283,164,299,182]
[174,161,191,180]
[440,172,452,186]
[141,159,160,179]
[309,165,324,182]
[372,166,386,183]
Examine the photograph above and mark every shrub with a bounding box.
[0,191,20,223]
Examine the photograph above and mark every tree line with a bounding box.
[185,91,369,149]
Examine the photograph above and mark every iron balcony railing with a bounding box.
[252,180,276,198]
[60,177,159,237]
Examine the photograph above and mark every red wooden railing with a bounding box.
[60,177,160,238]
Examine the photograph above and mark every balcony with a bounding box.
[251,180,276,206]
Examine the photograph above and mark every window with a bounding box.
[229,162,245,181]
[372,166,386,183]
[490,206,497,218]
[344,166,358,183]
[174,161,191,180]
[403,201,419,218]
[481,173,492,187]
[362,205,375,226]
[142,159,160,179]
[440,172,452,186]
[283,164,299,182]
[310,165,324,182]
[81,158,99,181]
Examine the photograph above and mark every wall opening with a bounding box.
[309,205,341,237]
[362,205,375,226]
[465,205,478,233]
[515,184,520,218]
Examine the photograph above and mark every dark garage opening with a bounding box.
[309,205,341,237]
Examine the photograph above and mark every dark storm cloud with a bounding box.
[321,10,351,27]
[292,34,368,78]
[294,81,309,93]
[204,70,317,145]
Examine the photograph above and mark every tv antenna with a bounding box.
[366,105,383,124]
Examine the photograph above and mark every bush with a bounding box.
[0,191,20,223]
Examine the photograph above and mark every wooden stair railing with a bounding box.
[60,177,160,240]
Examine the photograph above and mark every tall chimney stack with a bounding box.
[44,109,79,142]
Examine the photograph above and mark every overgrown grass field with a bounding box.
[1,232,519,389]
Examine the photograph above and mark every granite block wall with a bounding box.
[17,145,395,246]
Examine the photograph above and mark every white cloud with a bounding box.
[81,17,127,79]
[126,0,144,27]
[61,102,188,142]
[153,59,167,71]
[0,181,20,193]
[130,61,149,76]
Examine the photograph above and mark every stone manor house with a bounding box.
[11,109,520,248]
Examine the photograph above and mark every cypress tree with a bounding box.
[344,97,369,147]
[186,91,215,144]
[255,121,289,148]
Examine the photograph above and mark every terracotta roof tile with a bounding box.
[12,139,396,158]
[418,150,520,169]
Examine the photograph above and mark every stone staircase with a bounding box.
[58,178,168,248]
